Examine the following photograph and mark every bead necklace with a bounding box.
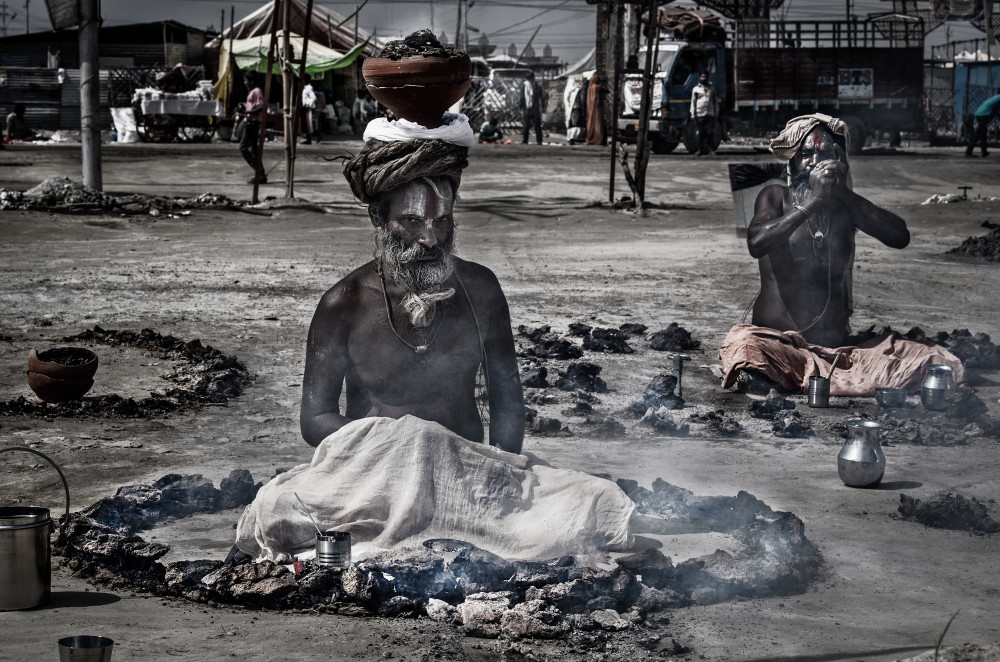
[376,264,444,355]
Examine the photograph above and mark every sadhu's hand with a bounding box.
[808,158,848,199]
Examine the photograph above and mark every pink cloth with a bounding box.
[245,88,264,123]
[718,323,965,396]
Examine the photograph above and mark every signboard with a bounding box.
[931,0,984,21]
[838,68,873,100]
[44,0,79,31]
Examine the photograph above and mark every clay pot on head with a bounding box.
[27,347,98,402]
[362,53,472,129]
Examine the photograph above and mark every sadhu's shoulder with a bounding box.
[754,184,791,207]
[454,257,504,293]
[317,261,378,311]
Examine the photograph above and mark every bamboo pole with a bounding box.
[253,0,281,204]
[288,0,316,199]
[282,0,293,197]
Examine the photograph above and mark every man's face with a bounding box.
[790,128,845,179]
[384,179,455,259]
[375,178,456,294]
[700,74,708,85]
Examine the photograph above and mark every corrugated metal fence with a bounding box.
[1,67,111,131]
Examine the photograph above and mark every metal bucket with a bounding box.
[0,446,70,611]
[316,530,351,568]
[58,635,114,662]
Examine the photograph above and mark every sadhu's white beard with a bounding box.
[790,168,832,229]
[374,227,456,328]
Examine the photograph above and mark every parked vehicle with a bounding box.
[618,19,925,154]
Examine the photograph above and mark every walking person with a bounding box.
[966,88,1000,158]
[300,73,318,145]
[239,71,267,184]
[520,71,543,145]
[690,73,720,156]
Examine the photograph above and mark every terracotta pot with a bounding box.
[362,54,472,129]
[27,347,99,402]
[26,372,95,403]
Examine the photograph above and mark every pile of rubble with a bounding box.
[895,492,1000,535]
[948,226,1000,261]
[840,390,998,446]
[57,473,822,640]
[0,325,252,418]
[0,177,254,215]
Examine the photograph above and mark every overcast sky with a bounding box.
[4,0,987,64]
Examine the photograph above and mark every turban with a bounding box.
[769,113,850,162]
[341,113,474,208]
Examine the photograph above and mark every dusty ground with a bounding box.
[1,135,999,662]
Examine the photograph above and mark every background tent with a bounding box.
[207,0,380,113]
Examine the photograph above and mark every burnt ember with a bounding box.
[647,323,701,352]
[579,414,627,438]
[517,325,583,360]
[525,408,570,436]
[83,470,261,536]
[58,474,821,642]
[519,360,549,388]
[946,226,1000,261]
[748,390,795,419]
[640,407,690,435]
[896,492,1000,535]
[618,323,648,337]
[839,391,998,446]
[375,29,463,60]
[582,328,634,354]
[568,323,592,337]
[689,410,743,437]
[771,410,812,438]
[0,325,253,419]
[555,362,607,393]
[641,374,684,411]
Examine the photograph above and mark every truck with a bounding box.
[618,18,925,155]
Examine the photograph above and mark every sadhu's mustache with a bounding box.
[395,241,447,263]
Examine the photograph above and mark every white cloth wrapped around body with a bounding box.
[236,415,634,561]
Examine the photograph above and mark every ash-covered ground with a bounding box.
[2,140,999,661]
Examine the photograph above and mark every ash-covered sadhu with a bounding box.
[236,31,635,563]
[719,113,964,395]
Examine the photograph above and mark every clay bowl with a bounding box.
[363,54,472,129]
[26,372,95,403]
[27,347,99,402]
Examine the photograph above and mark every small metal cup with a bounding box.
[808,376,830,407]
[316,530,351,568]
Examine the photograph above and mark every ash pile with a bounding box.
[0,177,248,215]
[0,325,252,418]
[947,223,1000,261]
[57,473,822,641]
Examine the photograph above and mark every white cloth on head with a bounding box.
[235,415,635,562]
[363,112,476,148]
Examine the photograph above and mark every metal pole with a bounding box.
[79,0,101,190]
